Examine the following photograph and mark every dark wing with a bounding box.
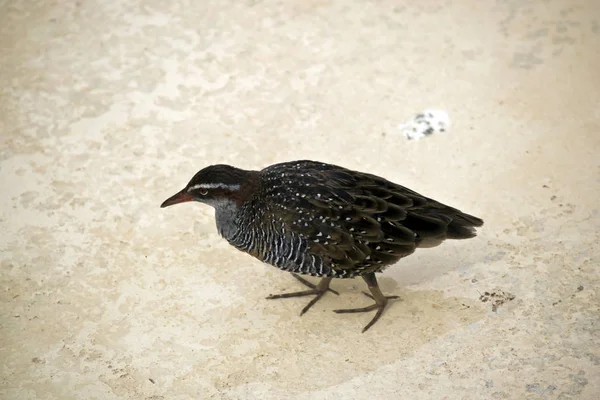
[260,161,483,276]
[259,162,401,276]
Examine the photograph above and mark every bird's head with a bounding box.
[160,164,258,209]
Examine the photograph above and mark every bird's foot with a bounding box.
[266,274,337,315]
[333,273,401,333]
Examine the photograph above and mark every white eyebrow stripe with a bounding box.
[187,183,241,192]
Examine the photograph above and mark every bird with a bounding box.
[161,160,483,332]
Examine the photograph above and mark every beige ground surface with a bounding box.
[1,1,599,399]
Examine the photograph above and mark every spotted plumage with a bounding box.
[161,160,483,331]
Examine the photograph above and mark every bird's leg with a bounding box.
[266,273,338,315]
[333,272,400,332]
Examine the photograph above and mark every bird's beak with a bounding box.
[160,189,193,208]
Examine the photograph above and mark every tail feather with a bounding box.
[446,212,484,239]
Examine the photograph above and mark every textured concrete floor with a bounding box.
[1,1,599,399]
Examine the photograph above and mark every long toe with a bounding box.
[300,291,327,315]
[333,303,380,314]
[333,303,388,332]
[266,276,336,315]
[292,274,339,295]
[361,292,400,301]
[266,288,331,315]
[362,306,386,333]
[333,295,400,332]
[266,289,321,299]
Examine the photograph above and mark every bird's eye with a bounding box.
[199,188,208,195]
